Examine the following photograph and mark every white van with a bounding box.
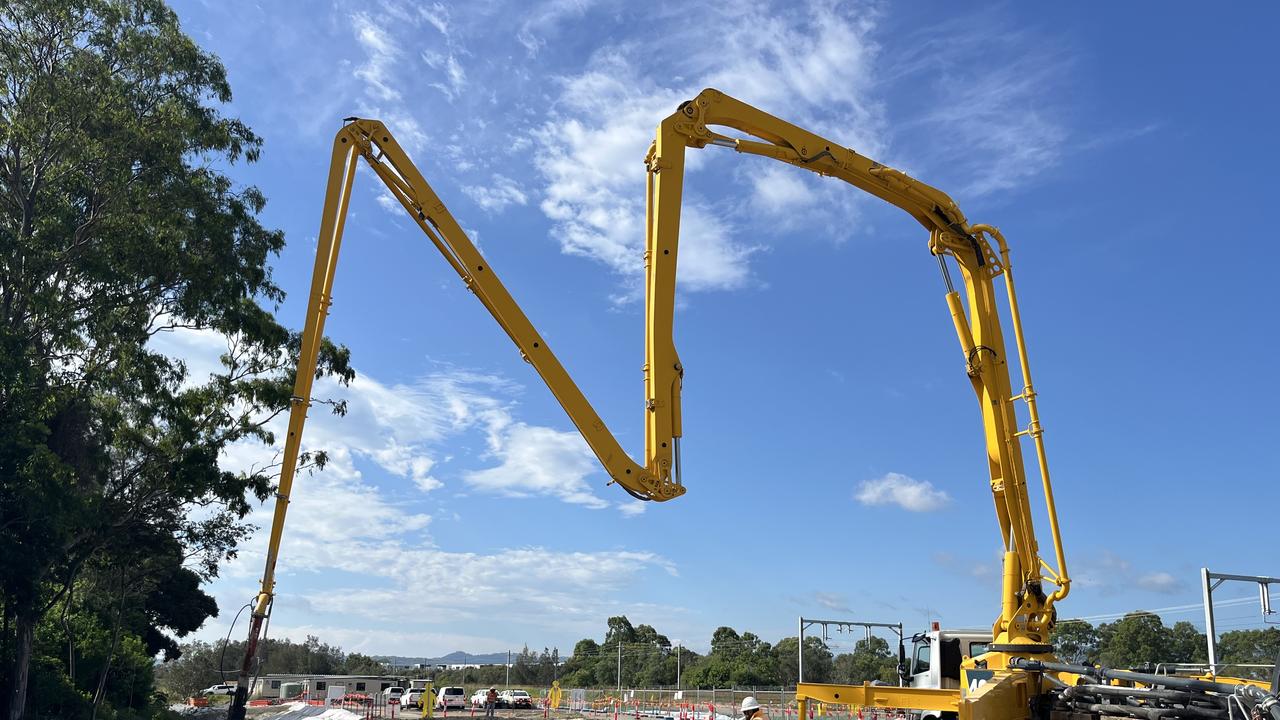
[385,687,405,704]
[437,686,466,709]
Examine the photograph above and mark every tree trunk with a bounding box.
[63,588,76,682]
[7,599,35,720]
[90,572,127,720]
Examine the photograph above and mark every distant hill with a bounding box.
[376,651,513,666]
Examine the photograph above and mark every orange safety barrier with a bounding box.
[187,697,209,707]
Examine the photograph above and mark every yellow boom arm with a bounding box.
[646,89,1070,653]
[227,118,684,719]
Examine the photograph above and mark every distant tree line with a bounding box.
[154,635,387,699]
[427,647,564,688]
[1050,612,1280,679]
[155,613,1280,700]
[545,616,902,689]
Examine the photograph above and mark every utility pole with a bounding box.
[676,643,681,690]
[506,650,511,689]
[617,643,622,693]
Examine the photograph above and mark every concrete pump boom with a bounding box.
[644,88,1070,671]
[226,118,685,720]
[229,89,1074,720]
[224,90,1279,720]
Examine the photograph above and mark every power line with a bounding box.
[1055,596,1258,626]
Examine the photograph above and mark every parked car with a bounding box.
[200,684,237,696]
[437,686,467,710]
[403,688,427,708]
[471,690,490,707]
[385,687,405,705]
[500,690,533,709]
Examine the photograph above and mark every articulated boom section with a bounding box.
[226,118,682,720]
[334,118,686,502]
[646,88,1072,718]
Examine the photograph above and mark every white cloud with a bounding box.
[814,591,853,613]
[346,8,436,155]
[462,174,530,213]
[148,325,230,388]
[1073,551,1186,599]
[1136,571,1183,595]
[292,545,681,653]
[694,3,883,146]
[617,500,647,518]
[887,17,1071,197]
[375,189,402,215]
[153,323,682,652]
[750,165,815,216]
[855,472,951,512]
[531,2,885,296]
[152,326,631,513]
[262,624,510,656]
[421,49,466,100]
[516,0,599,57]
[465,423,610,509]
[351,12,402,103]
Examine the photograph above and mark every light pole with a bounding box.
[617,643,622,693]
[506,650,511,689]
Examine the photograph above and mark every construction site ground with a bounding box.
[171,703,605,720]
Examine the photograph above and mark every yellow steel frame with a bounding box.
[645,88,1070,671]
[228,118,686,717]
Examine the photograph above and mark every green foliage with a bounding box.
[0,1,352,717]
[831,637,899,686]
[1095,614,1207,669]
[154,634,386,699]
[1051,621,1100,665]
[774,637,833,686]
[680,627,775,688]
[1216,627,1280,680]
[1166,621,1208,666]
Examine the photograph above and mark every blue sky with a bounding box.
[161,1,1280,658]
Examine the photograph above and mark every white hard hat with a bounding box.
[741,697,761,713]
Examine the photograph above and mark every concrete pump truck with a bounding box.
[228,90,1280,720]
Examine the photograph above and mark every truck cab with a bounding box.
[908,625,993,696]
